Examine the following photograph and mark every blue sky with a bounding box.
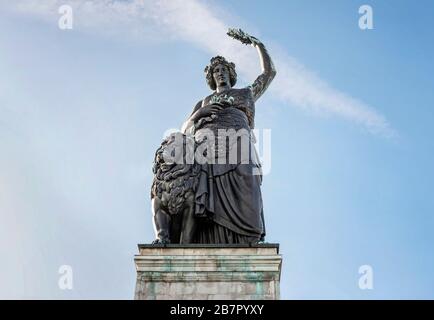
[0,0,434,299]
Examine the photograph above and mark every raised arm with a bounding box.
[250,42,276,101]
[227,28,276,102]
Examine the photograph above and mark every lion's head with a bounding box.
[151,132,199,211]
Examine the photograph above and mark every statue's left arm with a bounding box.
[227,28,276,102]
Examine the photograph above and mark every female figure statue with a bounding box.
[181,29,276,244]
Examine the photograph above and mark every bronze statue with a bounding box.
[151,29,276,244]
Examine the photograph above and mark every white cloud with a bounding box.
[1,0,395,137]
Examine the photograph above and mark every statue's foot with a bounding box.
[250,237,266,245]
[152,238,171,245]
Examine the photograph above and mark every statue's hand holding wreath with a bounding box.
[227,28,262,47]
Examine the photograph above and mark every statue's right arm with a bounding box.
[226,28,276,102]
[249,42,276,102]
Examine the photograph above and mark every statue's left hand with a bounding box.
[227,28,262,47]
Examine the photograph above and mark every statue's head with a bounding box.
[204,56,237,91]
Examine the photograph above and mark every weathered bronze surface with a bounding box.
[150,29,276,244]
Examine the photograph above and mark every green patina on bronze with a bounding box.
[163,256,173,272]
[135,246,281,299]
[146,278,156,299]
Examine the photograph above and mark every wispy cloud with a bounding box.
[1,0,395,137]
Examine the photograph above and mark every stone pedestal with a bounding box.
[134,244,282,300]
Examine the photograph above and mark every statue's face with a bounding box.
[212,63,230,88]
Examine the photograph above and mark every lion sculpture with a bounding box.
[150,132,200,244]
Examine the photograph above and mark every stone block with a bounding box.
[134,244,282,300]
